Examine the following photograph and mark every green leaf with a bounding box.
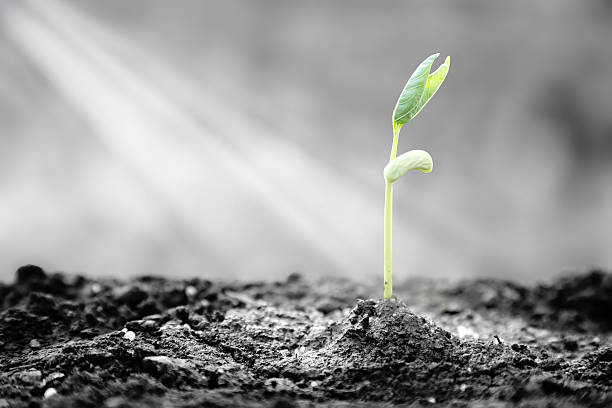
[384,149,433,183]
[392,53,438,125]
[414,56,450,120]
[392,54,450,126]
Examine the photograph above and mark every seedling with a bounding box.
[383,53,450,299]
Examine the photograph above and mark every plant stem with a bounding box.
[383,180,393,299]
[384,122,401,299]
[390,122,400,161]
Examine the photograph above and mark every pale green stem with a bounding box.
[384,122,401,299]
[383,180,393,299]
[390,122,400,161]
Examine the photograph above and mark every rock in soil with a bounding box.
[1,266,611,407]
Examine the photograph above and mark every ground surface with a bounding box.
[1,266,611,407]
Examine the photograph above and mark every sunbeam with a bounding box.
[3,0,385,277]
[26,0,480,276]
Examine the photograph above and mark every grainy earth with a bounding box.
[1,265,611,407]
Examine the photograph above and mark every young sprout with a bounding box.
[383,53,450,299]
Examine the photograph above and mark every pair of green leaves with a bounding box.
[393,53,450,127]
[384,53,450,184]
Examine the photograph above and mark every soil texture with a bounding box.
[1,265,611,407]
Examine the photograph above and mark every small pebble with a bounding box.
[121,328,128,333]
[459,384,467,392]
[91,283,102,294]
[185,285,198,297]
[29,339,41,348]
[123,331,136,341]
[310,381,318,388]
[426,397,436,403]
[43,388,58,399]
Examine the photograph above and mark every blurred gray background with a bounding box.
[1,0,611,284]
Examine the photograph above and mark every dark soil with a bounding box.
[1,265,612,407]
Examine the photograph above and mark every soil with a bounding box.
[1,265,611,407]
